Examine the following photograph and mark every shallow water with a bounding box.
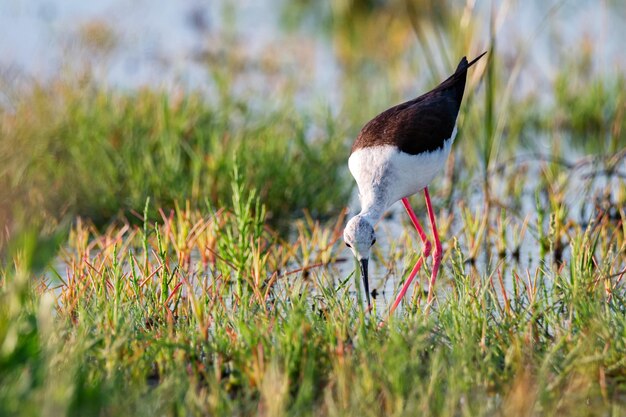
[338,151,626,312]
[2,1,625,96]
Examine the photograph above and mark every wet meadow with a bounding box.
[1,1,625,416]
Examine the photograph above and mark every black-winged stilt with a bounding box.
[343,52,487,313]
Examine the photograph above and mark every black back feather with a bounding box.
[351,52,487,155]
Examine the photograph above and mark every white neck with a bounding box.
[357,184,389,226]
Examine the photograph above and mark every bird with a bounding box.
[343,51,487,314]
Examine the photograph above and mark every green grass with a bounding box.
[1,172,625,416]
[0,77,350,238]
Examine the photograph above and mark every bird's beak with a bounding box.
[360,258,371,307]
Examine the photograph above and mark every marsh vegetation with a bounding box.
[1,1,625,416]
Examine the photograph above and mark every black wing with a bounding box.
[351,52,486,155]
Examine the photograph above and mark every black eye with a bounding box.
[345,242,352,248]
[371,238,376,246]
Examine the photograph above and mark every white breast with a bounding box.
[348,129,455,219]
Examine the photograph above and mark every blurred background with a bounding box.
[1,0,624,248]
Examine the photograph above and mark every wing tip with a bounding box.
[456,51,488,73]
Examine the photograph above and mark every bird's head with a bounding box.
[344,215,376,305]
[343,215,376,260]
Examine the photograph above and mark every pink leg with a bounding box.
[424,187,442,306]
[388,197,432,315]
